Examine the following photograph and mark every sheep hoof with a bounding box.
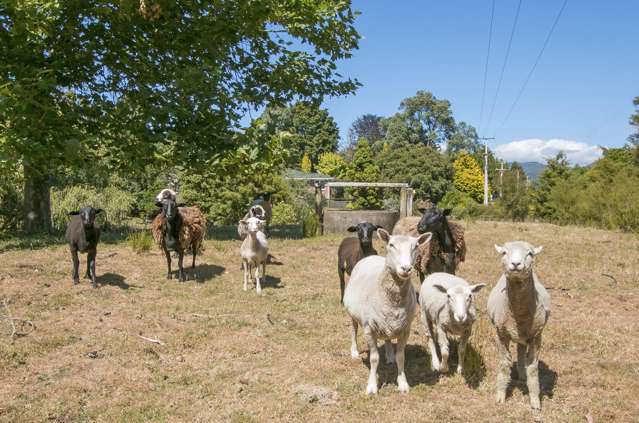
[530,398,541,411]
[456,366,463,375]
[397,381,409,393]
[496,391,506,404]
[366,383,378,395]
[351,348,360,359]
[166,274,172,280]
[84,273,91,280]
[72,279,79,285]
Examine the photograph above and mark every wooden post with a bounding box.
[314,184,323,235]
[399,187,407,218]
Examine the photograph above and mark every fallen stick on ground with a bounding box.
[136,333,164,345]
[2,299,36,341]
[601,273,618,286]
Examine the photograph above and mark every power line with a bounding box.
[499,0,569,131]
[485,0,522,135]
[478,0,496,135]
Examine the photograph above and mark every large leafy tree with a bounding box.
[381,90,456,149]
[629,96,639,164]
[260,102,339,167]
[347,114,383,149]
[377,145,453,203]
[0,0,360,232]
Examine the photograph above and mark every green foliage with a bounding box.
[271,203,297,225]
[531,152,571,219]
[377,144,453,203]
[0,162,23,231]
[261,102,340,166]
[1,1,360,232]
[344,140,383,210]
[51,186,135,231]
[300,153,313,173]
[453,152,486,203]
[127,231,153,254]
[316,152,347,178]
[347,114,383,150]
[381,91,456,148]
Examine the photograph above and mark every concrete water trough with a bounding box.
[322,208,400,234]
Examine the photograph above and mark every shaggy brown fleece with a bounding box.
[151,206,206,252]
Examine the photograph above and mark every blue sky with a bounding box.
[323,0,639,164]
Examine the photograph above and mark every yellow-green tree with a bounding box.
[453,152,487,203]
[316,152,346,177]
[300,153,313,173]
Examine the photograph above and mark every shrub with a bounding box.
[0,163,23,232]
[316,152,347,177]
[127,231,153,254]
[51,185,134,231]
[453,152,487,203]
[271,203,297,225]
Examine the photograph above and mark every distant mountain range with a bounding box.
[518,162,545,181]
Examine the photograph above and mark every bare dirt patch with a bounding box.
[1,221,638,422]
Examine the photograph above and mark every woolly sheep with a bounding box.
[337,221,382,303]
[419,273,485,374]
[240,216,269,294]
[392,212,465,281]
[344,229,432,395]
[151,196,206,282]
[65,206,102,288]
[487,241,550,411]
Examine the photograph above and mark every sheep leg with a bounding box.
[338,265,346,304]
[517,343,527,381]
[191,244,197,268]
[350,317,359,358]
[526,335,542,411]
[495,333,512,404]
[255,263,262,295]
[84,254,91,279]
[395,329,410,393]
[164,247,172,279]
[457,330,470,375]
[384,340,395,364]
[88,249,97,288]
[71,248,80,285]
[177,251,186,282]
[436,324,450,373]
[262,262,266,283]
[363,327,379,395]
[421,308,440,371]
[242,261,249,291]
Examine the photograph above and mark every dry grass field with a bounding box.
[1,221,638,422]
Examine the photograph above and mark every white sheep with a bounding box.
[239,217,269,294]
[343,228,432,395]
[487,241,550,411]
[419,272,485,374]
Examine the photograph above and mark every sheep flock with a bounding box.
[62,192,552,416]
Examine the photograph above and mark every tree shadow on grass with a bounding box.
[506,359,557,403]
[96,273,139,289]
[193,264,225,283]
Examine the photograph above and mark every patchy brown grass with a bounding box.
[0,221,638,422]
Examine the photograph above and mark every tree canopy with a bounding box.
[0,0,360,231]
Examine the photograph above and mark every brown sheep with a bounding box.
[151,198,206,282]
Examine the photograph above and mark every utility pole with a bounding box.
[495,160,507,198]
[478,137,495,205]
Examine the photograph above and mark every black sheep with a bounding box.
[337,222,382,303]
[65,207,102,287]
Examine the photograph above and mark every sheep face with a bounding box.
[69,207,102,229]
[347,221,382,249]
[156,198,180,220]
[156,188,177,203]
[495,241,543,278]
[433,283,486,324]
[241,217,265,234]
[417,206,451,234]
[249,205,266,220]
[377,228,432,280]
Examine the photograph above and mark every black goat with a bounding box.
[337,222,382,303]
[65,207,102,287]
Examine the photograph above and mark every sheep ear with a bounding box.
[376,228,390,243]
[69,211,79,216]
[533,245,543,255]
[347,226,358,232]
[495,244,507,255]
[95,208,103,214]
[416,232,432,246]
[470,283,487,293]
[239,220,247,225]
[432,284,448,294]
[443,208,452,216]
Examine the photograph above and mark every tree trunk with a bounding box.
[23,165,52,233]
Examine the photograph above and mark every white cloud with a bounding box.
[494,138,602,165]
